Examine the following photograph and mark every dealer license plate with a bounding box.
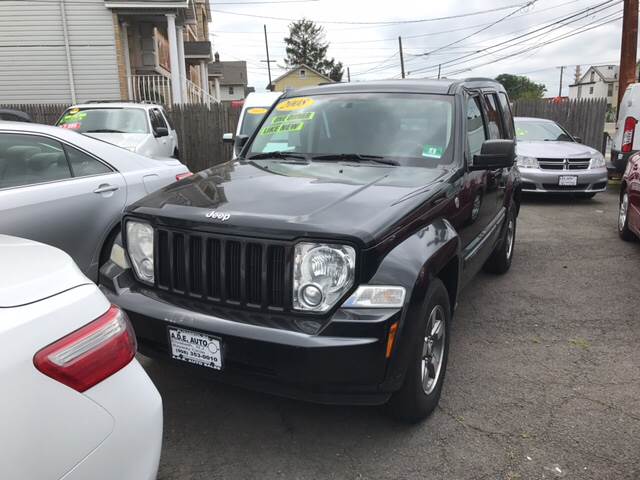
[168,327,222,370]
[558,175,578,186]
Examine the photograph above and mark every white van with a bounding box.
[223,91,282,157]
[611,83,640,173]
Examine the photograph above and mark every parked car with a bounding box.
[56,102,180,159]
[515,117,607,197]
[102,79,521,421]
[611,82,640,174]
[223,91,282,157]
[0,234,162,480]
[0,108,32,122]
[0,122,190,281]
[619,153,640,240]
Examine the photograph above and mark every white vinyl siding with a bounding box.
[0,0,120,104]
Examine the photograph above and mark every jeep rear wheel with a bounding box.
[387,278,450,422]
[483,203,516,274]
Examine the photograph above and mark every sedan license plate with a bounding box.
[558,175,578,186]
[168,327,222,370]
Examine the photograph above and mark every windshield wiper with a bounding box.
[311,153,399,166]
[84,129,127,133]
[247,151,308,160]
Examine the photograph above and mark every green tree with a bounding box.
[495,74,547,100]
[284,19,344,82]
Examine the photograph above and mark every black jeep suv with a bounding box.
[101,79,521,421]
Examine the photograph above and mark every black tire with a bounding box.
[483,204,516,274]
[619,190,636,241]
[387,278,451,423]
[173,148,180,159]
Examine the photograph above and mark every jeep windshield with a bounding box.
[246,93,455,167]
[57,108,149,134]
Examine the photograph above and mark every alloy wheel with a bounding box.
[421,305,446,395]
[506,218,515,260]
[619,193,629,232]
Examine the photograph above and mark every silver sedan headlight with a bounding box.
[590,154,606,169]
[126,221,154,284]
[516,155,539,168]
[293,243,356,312]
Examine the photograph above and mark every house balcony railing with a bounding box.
[128,74,218,106]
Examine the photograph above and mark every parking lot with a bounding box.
[138,188,639,480]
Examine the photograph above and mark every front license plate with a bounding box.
[558,175,578,186]
[168,327,222,370]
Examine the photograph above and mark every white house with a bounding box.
[568,65,619,110]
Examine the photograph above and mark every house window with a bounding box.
[299,69,306,79]
[608,83,614,97]
[228,86,234,95]
[589,86,594,94]
[590,71,595,82]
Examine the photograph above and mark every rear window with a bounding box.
[57,108,149,134]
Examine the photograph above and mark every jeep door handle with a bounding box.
[93,184,119,194]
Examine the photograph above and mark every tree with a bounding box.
[284,19,344,82]
[495,74,547,100]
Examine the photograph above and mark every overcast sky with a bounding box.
[210,0,631,95]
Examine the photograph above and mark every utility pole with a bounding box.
[347,67,351,83]
[398,36,405,79]
[617,0,638,114]
[262,24,274,90]
[437,64,441,79]
[558,66,565,97]
[574,65,582,84]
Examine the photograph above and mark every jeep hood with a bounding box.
[128,160,450,245]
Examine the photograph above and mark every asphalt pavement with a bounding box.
[140,187,640,480]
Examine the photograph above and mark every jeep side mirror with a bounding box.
[470,139,516,171]
[222,132,234,144]
[154,126,169,138]
[234,134,250,156]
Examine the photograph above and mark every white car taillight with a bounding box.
[622,116,637,153]
[176,172,193,181]
[33,305,136,392]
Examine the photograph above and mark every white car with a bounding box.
[56,102,180,159]
[611,82,640,174]
[0,234,162,480]
[0,121,190,281]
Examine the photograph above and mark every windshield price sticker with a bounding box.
[276,97,315,112]
[260,122,305,135]
[61,112,86,124]
[272,112,315,124]
[247,107,268,115]
[423,145,444,159]
[60,122,81,130]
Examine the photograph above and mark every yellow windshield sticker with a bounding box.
[247,107,268,115]
[516,127,527,137]
[272,112,315,124]
[69,108,80,114]
[260,122,305,135]
[276,97,315,112]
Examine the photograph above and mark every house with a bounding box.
[568,65,619,110]
[208,54,249,102]
[268,64,334,92]
[0,0,215,106]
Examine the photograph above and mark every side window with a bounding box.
[152,109,167,129]
[466,97,487,157]
[160,108,174,130]
[484,93,505,139]
[497,92,515,139]
[64,145,111,177]
[0,133,71,189]
[149,110,160,131]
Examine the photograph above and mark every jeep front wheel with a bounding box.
[387,278,451,422]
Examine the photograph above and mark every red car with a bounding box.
[619,153,640,240]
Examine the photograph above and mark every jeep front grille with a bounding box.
[155,228,290,311]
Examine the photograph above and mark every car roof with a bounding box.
[281,78,505,97]
[66,102,159,110]
[244,92,282,108]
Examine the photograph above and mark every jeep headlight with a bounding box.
[590,153,605,169]
[516,155,539,168]
[126,221,154,284]
[293,243,356,312]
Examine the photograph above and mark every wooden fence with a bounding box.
[513,98,607,152]
[0,103,240,173]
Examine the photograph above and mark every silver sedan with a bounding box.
[515,117,608,198]
[0,122,190,281]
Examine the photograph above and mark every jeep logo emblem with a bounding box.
[206,210,230,222]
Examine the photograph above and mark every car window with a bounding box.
[58,108,149,134]
[248,93,455,166]
[152,109,168,130]
[240,107,269,136]
[0,133,72,189]
[64,145,112,177]
[159,108,174,130]
[466,97,487,157]
[484,93,505,139]
[497,93,515,139]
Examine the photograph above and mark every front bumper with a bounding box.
[519,167,608,193]
[100,266,401,405]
